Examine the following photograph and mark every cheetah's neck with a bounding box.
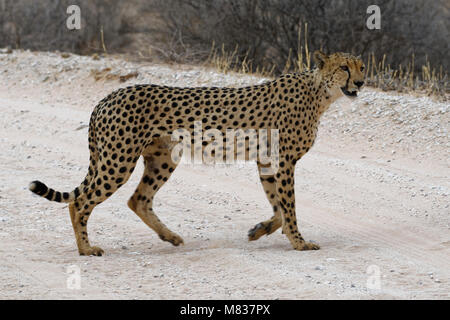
[312,68,343,115]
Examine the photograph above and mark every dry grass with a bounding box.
[207,42,276,77]
[206,24,448,99]
[364,53,447,97]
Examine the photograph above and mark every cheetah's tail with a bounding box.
[28,180,82,203]
[29,103,101,204]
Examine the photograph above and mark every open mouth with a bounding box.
[341,87,358,97]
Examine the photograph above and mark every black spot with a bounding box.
[45,188,54,201]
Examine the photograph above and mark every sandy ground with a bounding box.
[0,50,449,299]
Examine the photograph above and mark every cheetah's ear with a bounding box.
[313,50,328,69]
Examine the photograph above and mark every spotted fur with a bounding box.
[29,51,365,256]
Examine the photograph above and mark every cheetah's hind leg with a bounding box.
[70,155,137,256]
[128,144,183,246]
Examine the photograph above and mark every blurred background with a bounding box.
[0,0,448,93]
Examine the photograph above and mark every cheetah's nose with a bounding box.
[354,81,364,88]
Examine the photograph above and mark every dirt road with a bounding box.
[0,51,448,299]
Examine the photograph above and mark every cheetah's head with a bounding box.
[313,51,365,99]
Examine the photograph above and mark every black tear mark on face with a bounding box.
[344,68,351,89]
[341,67,357,97]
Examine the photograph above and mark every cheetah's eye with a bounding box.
[340,66,349,71]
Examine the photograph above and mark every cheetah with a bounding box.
[29,51,365,256]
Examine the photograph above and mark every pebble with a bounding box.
[314,265,324,271]
[326,258,337,262]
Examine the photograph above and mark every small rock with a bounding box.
[314,265,324,271]
[0,47,12,54]
[75,124,89,131]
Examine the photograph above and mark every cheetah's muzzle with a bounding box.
[341,87,358,97]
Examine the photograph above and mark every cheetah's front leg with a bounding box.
[248,163,282,241]
[275,156,319,251]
